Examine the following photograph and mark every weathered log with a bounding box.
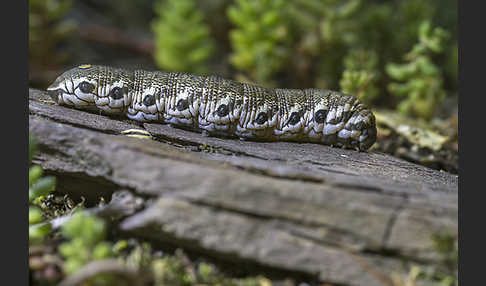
[29,88,457,286]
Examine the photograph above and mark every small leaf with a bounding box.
[29,176,56,202]
[29,165,43,187]
[29,222,51,241]
[29,207,44,224]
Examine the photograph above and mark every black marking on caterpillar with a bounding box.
[47,65,377,151]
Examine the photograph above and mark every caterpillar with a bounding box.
[47,64,376,151]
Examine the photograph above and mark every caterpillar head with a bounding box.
[47,64,132,114]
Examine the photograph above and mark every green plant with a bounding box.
[151,255,193,286]
[287,0,364,89]
[386,21,449,120]
[391,234,458,286]
[152,0,215,74]
[59,212,114,279]
[339,49,380,104]
[29,136,56,243]
[151,249,272,286]
[286,0,364,52]
[431,234,458,285]
[227,0,292,85]
[392,0,435,54]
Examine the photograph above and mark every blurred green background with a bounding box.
[29,0,457,121]
[28,3,458,284]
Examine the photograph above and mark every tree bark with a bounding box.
[29,88,457,286]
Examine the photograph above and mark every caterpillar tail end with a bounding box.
[359,125,377,151]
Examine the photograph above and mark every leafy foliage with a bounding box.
[58,214,119,286]
[288,0,363,88]
[152,0,215,74]
[340,49,379,105]
[391,233,458,286]
[59,212,114,275]
[151,249,272,286]
[386,21,449,119]
[29,136,56,243]
[227,0,292,85]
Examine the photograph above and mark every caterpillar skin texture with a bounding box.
[47,65,377,151]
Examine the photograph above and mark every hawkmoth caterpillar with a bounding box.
[47,64,377,150]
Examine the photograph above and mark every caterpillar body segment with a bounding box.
[47,65,377,150]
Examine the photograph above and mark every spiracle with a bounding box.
[47,64,377,151]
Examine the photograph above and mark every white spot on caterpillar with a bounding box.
[335,106,344,120]
[229,105,242,124]
[95,97,109,106]
[127,110,158,122]
[189,98,200,118]
[326,108,336,123]
[74,91,95,103]
[166,117,192,125]
[338,129,360,139]
[323,122,344,135]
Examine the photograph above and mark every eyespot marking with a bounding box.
[256,112,268,125]
[109,87,125,100]
[79,81,95,93]
[216,104,229,117]
[177,98,189,111]
[314,109,327,124]
[288,112,301,125]
[143,94,155,106]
